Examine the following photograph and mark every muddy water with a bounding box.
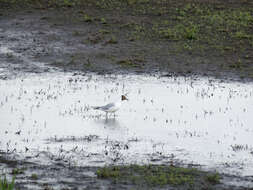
[0,72,253,177]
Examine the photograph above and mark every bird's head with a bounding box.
[121,95,128,101]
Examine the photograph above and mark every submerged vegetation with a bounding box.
[97,164,221,188]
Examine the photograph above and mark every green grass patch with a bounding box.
[206,173,221,184]
[96,164,221,187]
[0,176,15,190]
[31,173,38,180]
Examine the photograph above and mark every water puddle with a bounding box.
[0,73,253,177]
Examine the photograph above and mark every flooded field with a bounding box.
[1,2,253,188]
[1,71,253,179]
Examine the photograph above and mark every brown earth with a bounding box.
[0,0,252,81]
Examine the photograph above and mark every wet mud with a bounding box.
[1,153,253,190]
[0,4,252,81]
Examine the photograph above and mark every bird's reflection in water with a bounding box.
[94,118,122,129]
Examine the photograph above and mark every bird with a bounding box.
[92,95,128,118]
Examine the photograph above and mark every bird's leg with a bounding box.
[106,112,108,119]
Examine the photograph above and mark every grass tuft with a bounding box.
[206,173,221,184]
[97,165,199,187]
[0,176,15,190]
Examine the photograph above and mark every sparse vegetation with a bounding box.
[0,0,252,58]
[206,173,221,184]
[106,36,118,44]
[83,14,93,22]
[0,1,253,75]
[97,164,222,188]
[116,58,143,68]
[11,168,25,175]
[100,17,107,24]
[0,176,15,190]
[31,173,38,180]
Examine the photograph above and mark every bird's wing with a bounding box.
[100,103,115,110]
[92,106,100,110]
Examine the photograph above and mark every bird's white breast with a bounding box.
[107,102,121,112]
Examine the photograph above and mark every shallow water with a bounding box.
[0,72,253,177]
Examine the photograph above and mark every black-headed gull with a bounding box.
[92,95,128,117]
